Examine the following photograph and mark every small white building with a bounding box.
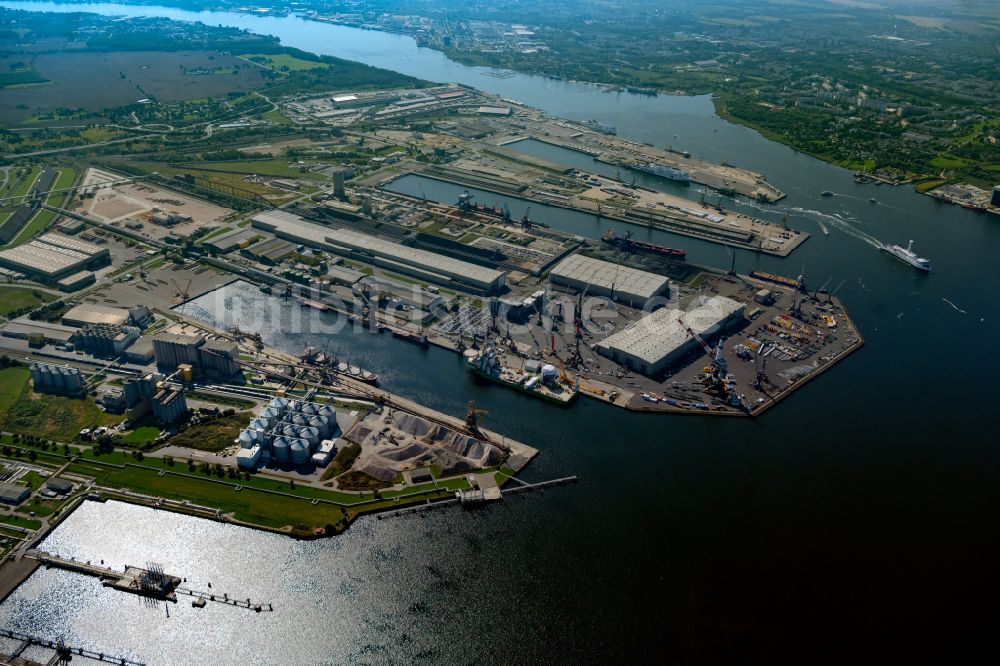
[311,439,338,467]
[236,445,262,469]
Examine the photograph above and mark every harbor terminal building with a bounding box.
[548,254,670,307]
[251,210,506,294]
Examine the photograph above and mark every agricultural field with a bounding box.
[0,51,269,125]
[241,53,329,72]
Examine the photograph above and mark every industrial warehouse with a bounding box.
[0,232,110,290]
[596,296,746,375]
[251,210,507,293]
[549,253,670,307]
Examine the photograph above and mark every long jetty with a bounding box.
[0,627,146,666]
[376,475,578,520]
[26,550,272,611]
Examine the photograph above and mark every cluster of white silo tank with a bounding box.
[237,397,339,467]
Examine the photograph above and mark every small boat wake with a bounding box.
[942,298,967,314]
[732,196,883,247]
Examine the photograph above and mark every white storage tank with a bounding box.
[238,430,255,449]
[258,407,280,427]
[270,396,289,411]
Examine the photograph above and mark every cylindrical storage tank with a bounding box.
[269,396,289,411]
[285,400,301,414]
[52,367,66,390]
[291,414,308,426]
[249,417,269,432]
[541,364,558,380]
[307,416,328,438]
[271,436,290,462]
[316,404,336,419]
[238,430,255,449]
[290,440,309,465]
[259,407,279,427]
[298,426,320,446]
[299,402,317,416]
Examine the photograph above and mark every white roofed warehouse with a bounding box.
[548,253,670,307]
[596,296,745,375]
[0,232,110,286]
[251,210,506,294]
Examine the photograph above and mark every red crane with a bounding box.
[678,318,727,378]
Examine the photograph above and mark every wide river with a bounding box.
[1,2,998,661]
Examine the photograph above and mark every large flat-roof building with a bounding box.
[62,304,132,328]
[596,296,745,375]
[251,210,506,294]
[549,254,670,307]
[0,232,109,287]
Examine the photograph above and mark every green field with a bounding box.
[0,367,29,414]
[70,462,346,530]
[0,69,48,89]
[241,53,329,72]
[0,514,42,530]
[178,159,309,178]
[122,426,160,445]
[260,108,292,125]
[167,413,248,452]
[0,367,120,440]
[321,442,361,481]
[930,155,973,169]
[0,286,55,317]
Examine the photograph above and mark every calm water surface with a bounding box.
[1,2,999,660]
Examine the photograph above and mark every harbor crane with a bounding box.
[679,318,742,407]
[171,278,192,301]
[465,400,489,433]
[678,318,728,381]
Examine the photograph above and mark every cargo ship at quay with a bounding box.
[601,228,687,258]
[466,345,579,406]
[632,162,691,183]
